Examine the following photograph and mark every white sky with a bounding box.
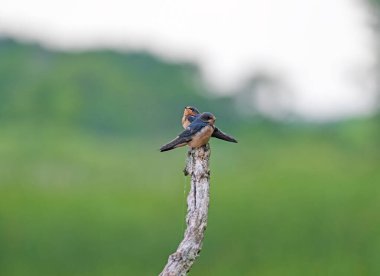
[0,0,377,120]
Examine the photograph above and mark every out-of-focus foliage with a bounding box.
[0,38,379,275]
[0,38,236,135]
[1,121,379,276]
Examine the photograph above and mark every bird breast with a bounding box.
[182,115,191,129]
[188,125,214,148]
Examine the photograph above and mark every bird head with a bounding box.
[184,106,200,117]
[200,112,216,125]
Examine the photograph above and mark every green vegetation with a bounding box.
[0,39,379,275]
[0,38,235,135]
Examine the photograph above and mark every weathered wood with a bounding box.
[160,144,211,276]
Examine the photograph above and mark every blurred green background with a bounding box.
[1,1,380,274]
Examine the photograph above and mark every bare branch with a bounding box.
[160,144,211,276]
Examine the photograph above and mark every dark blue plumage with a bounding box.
[181,106,238,143]
[160,112,216,152]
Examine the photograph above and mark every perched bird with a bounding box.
[160,112,216,152]
[182,106,237,143]
[181,106,201,128]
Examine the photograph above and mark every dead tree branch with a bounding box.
[160,144,211,276]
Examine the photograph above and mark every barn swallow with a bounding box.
[160,112,216,152]
[182,106,237,143]
[182,106,200,128]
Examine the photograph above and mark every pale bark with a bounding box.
[160,144,211,276]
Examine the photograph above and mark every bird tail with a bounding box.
[160,136,191,152]
[212,128,238,143]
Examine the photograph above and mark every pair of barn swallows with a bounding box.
[160,106,237,152]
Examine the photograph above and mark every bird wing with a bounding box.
[160,135,192,152]
[160,120,208,152]
[187,114,199,123]
[179,120,207,138]
[212,127,238,143]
